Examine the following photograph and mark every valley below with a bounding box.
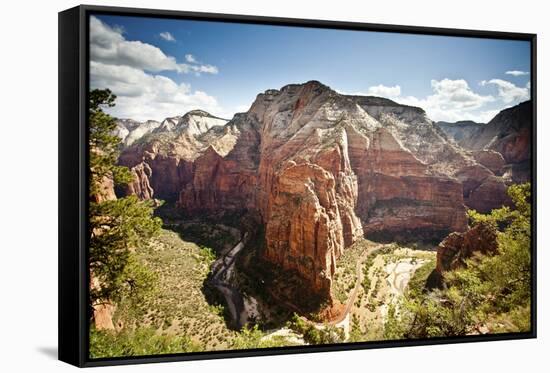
[88,80,532,357]
[111,217,440,351]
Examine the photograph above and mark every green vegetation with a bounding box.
[360,245,395,304]
[113,229,236,350]
[89,89,132,197]
[172,223,239,254]
[288,314,345,345]
[349,314,364,342]
[332,239,372,303]
[89,326,200,358]
[87,88,531,353]
[406,258,436,299]
[89,90,200,357]
[89,89,161,312]
[231,325,300,349]
[89,197,161,306]
[385,183,532,339]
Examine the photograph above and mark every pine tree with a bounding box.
[88,89,161,309]
[89,89,132,199]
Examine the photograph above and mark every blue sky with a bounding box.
[90,14,531,123]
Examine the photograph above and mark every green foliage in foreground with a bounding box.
[89,197,161,306]
[89,89,161,312]
[288,314,345,345]
[386,183,532,339]
[231,325,300,349]
[89,89,132,197]
[90,327,200,358]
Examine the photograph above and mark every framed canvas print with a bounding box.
[58,5,537,367]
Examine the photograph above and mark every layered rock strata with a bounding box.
[117,81,529,301]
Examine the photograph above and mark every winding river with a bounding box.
[209,234,248,329]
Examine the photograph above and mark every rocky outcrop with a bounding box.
[265,163,349,296]
[349,95,513,218]
[116,81,530,303]
[92,303,116,330]
[90,267,117,330]
[124,162,154,200]
[91,175,116,203]
[473,150,506,175]
[115,110,229,148]
[118,111,230,201]
[435,221,499,276]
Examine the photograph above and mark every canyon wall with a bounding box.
[117,81,530,302]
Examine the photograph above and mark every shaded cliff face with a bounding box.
[460,102,531,161]
[437,120,483,144]
[438,101,532,184]
[118,110,231,201]
[434,101,532,212]
[116,81,530,302]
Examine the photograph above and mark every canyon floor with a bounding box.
[114,214,438,350]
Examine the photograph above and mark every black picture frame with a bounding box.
[58,4,537,367]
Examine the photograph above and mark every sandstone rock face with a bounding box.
[92,303,116,330]
[91,175,117,203]
[116,82,530,302]
[473,150,506,175]
[451,101,532,184]
[355,126,467,239]
[436,221,498,275]
[124,162,154,200]
[466,175,512,213]
[435,101,532,211]
[118,111,230,201]
[459,102,531,163]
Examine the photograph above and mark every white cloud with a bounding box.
[159,31,176,42]
[505,70,529,76]
[340,79,499,122]
[89,16,225,121]
[90,61,223,121]
[185,54,197,63]
[366,84,401,98]
[393,79,495,122]
[429,79,494,109]
[90,16,217,75]
[481,79,530,103]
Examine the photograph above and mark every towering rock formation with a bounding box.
[116,81,530,302]
[430,221,499,288]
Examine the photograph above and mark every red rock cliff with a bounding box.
[116,82,529,302]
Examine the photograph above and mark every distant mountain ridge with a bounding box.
[114,110,229,146]
[113,80,531,302]
[436,101,532,183]
[436,120,484,143]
